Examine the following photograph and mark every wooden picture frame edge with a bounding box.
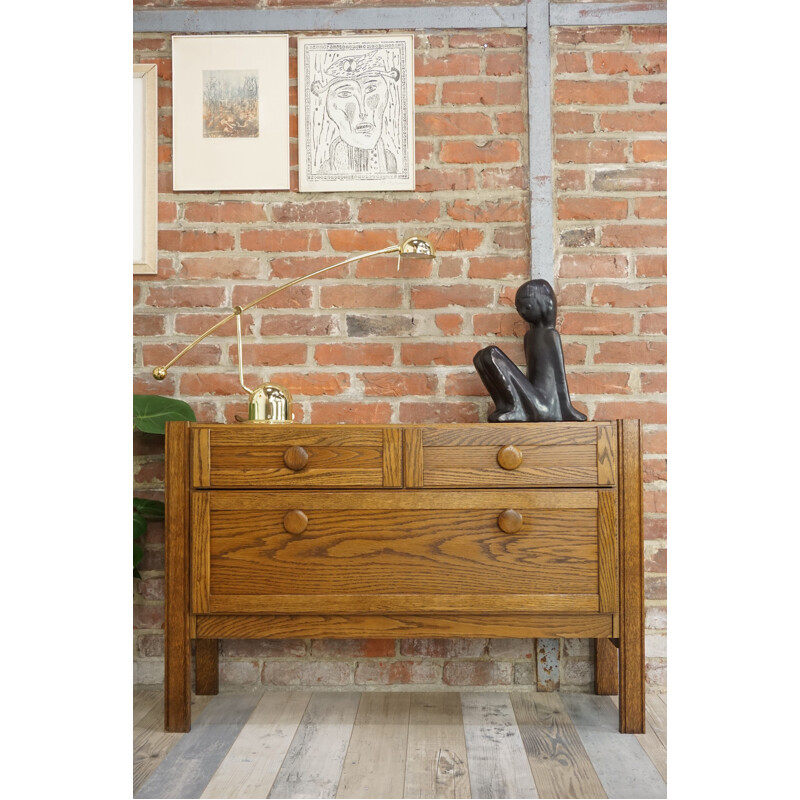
[134,63,158,275]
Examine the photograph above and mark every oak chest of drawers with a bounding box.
[163,420,644,733]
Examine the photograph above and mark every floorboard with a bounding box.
[560,693,667,799]
[133,689,667,799]
[267,692,361,799]
[461,692,539,799]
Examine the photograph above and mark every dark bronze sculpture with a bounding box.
[473,279,587,423]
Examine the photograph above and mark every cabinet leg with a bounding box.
[595,637,619,695]
[618,419,645,733]
[195,638,219,695]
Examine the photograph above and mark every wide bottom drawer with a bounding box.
[190,489,617,615]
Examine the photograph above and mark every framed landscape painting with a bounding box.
[298,34,415,193]
[172,34,290,191]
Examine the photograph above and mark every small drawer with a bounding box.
[409,422,616,488]
[191,425,402,489]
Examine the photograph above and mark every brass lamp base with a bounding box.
[234,383,293,423]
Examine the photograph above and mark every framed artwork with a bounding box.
[172,35,290,191]
[298,34,415,193]
[134,64,157,274]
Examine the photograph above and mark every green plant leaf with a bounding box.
[133,395,195,434]
[133,498,165,519]
[134,511,147,540]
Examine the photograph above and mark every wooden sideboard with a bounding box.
[163,420,645,733]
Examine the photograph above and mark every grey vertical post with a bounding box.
[527,0,554,283]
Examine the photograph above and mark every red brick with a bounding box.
[555,139,627,164]
[641,371,667,393]
[159,201,177,223]
[231,343,308,366]
[633,140,667,162]
[267,256,346,280]
[467,256,528,279]
[592,284,667,308]
[593,51,664,76]
[556,283,587,307]
[355,660,440,685]
[644,517,667,543]
[644,457,667,483]
[358,199,440,223]
[595,340,667,365]
[311,639,395,658]
[443,661,512,686]
[411,284,493,309]
[271,200,349,224]
[494,227,528,250]
[261,314,336,337]
[142,343,220,367]
[145,286,225,307]
[559,312,634,335]
[241,229,322,252]
[133,605,163,630]
[314,343,393,367]
[158,230,235,252]
[415,83,436,105]
[449,32,524,49]
[559,254,629,278]
[635,197,667,219]
[134,315,165,336]
[556,52,588,74]
[309,402,392,424]
[600,111,667,132]
[356,256,434,279]
[640,312,667,335]
[601,224,666,248]
[415,167,477,192]
[399,402,480,423]
[180,256,261,279]
[554,80,628,105]
[447,199,525,223]
[481,167,528,189]
[487,52,524,76]
[631,26,667,44]
[636,255,667,277]
[567,371,632,395]
[645,489,667,515]
[645,547,667,573]
[445,371,486,396]
[360,372,437,397]
[592,167,667,192]
[473,312,526,338]
[222,640,306,658]
[440,139,520,164]
[416,52,481,77]
[558,197,628,220]
[268,372,350,396]
[430,228,484,251]
[437,257,464,279]
[232,284,312,309]
[435,314,463,336]
[555,170,587,191]
[634,82,667,104]
[595,401,666,424]
[442,81,522,106]
[327,228,397,252]
[261,661,352,687]
[554,111,595,134]
[401,638,486,658]
[183,201,266,223]
[133,37,167,52]
[401,342,481,366]
[320,285,402,308]
[497,111,525,134]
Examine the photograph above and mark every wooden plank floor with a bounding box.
[134,690,666,799]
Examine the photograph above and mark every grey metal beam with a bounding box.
[550,2,667,27]
[132,6,527,33]
[527,0,553,282]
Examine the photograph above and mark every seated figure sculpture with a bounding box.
[473,279,587,422]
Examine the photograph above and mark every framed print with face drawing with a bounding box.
[298,34,415,192]
[172,34,289,191]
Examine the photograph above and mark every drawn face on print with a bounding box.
[325,73,390,150]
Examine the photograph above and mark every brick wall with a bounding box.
[134,1,666,694]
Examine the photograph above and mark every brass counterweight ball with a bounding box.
[153,366,168,380]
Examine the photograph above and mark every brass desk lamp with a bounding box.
[152,235,436,423]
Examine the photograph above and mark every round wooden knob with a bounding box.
[283,509,308,535]
[283,446,309,471]
[497,509,523,534]
[497,445,523,470]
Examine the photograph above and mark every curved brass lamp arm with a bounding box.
[152,243,400,380]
